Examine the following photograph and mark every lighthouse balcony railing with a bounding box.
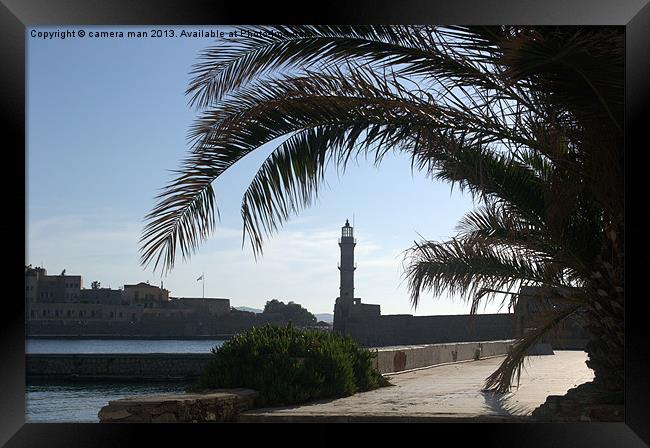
[337,262,357,269]
[338,238,357,244]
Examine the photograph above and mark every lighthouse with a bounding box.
[332,219,381,336]
[338,219,356,299]
[333,219,358,334]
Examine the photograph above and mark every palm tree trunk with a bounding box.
[584,306,624,392]
[584,223,625,393]
[533,230,624,421]
[532,305,623,421]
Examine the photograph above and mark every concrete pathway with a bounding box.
[238,351,594,422]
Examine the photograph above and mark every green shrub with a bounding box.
[192,324,390,407]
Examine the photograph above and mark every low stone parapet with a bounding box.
[28,341,519,382]
[27,353,213,381]
[371,340,516,374]
[98,389,258,422]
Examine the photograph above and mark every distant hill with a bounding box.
[315,313,333,324]
[234,306,263,313]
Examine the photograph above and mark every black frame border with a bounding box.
[1,0,648,446]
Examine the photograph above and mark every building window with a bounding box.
[91,311,95,318]
[119,312,123,318]
[110,312,114,318]
[31,310,36,318]
[131,313,136,320]
[67,310,71,317]
[42,310,46,317]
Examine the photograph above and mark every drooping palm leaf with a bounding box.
[143,63,546,265]
[484,304,582,392]
[403,237,567,312]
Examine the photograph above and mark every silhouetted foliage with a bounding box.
[193,324,390,406]
[263,299,317,327]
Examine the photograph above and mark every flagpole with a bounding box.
[202,272,205,299]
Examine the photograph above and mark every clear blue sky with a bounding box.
[27,26,506,316]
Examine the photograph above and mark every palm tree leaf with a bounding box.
[187,25,534,111]
[501,27,623,131]
[484,304,582,392]
[403,237,566,311]
[411,139,547,226]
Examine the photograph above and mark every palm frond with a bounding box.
[453,202,590,280]
[403,237,566,311]
[187,25,439,108]
[186,25,541,112]
[411,139,547,227]
[140,177,217,274]
[499,27,623,132]
[484,304,582,392]
[239,125,409,255]
[144,62,549,270]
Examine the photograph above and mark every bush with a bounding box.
[192,324,390,407]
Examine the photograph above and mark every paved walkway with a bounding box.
[239,351,594,422]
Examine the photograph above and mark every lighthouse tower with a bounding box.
[338,219,356,299]
[333,219,357,334]
[332,219,381,336]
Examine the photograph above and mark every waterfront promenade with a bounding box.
[238,351,593,422]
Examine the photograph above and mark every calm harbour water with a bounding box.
[26,338,225,423]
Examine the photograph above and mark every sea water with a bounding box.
[25,338,225,422]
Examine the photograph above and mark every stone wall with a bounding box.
[98,389,258,422]
[27,353,213,381]
[346,313,516,347]
[27,312,306,338]
[28,339,515,381]
[372,340,514,374]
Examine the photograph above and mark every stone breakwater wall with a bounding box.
[372,340,515,374]
[349,313,517,347]
[27,353,213,381]
[28,340,515,382]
